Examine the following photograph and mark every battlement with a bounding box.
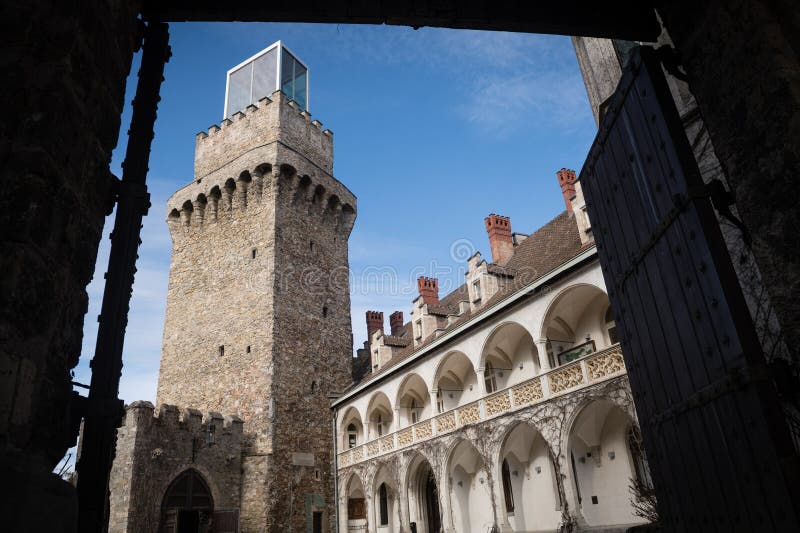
[123,401,244,437]
[194,89,333,177]
[166,157,356,240]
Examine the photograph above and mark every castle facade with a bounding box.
[333,174,651,532]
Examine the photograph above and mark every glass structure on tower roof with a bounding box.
[224,40,309,118]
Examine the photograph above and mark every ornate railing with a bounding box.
[338,343,626,469]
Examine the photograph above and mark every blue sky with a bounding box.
[73,22,597,406]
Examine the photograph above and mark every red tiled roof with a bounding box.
[349,210,589,389]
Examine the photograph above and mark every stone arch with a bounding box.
[208,185,222,221]
[372,462,401,533]
[167,208,180,225]
[444,438,494,533]
[222,178,236,213]
[565,398,645,527]
[538,283,612,367]
[479,321,539,392]
[340,203,356,232]
[394,373,432,429]
[158,468,217,532]
[340,406,365,450]
[344,471,368,531]
[404,450,442,533]
[432,350,479,413]
[496,421,561,532]
[253,162,272,198]
[293,174,313,205]
[180,200,194,227]
[194,193,207,224]
[279,163,296,178]
[365,391,394,439]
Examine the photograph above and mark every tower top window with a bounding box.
[224,40,309,118]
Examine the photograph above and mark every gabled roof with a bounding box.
[350,210,588,388]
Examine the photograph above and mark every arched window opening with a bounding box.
[605,306,618,344]
[377,414,384,437]
[378,483,389,526]
[410,398,418,424]
[484,361,497,393]
[347,423,357,449]
[436,389,444,413]
[502,459,515,514]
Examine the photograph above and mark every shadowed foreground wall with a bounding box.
[0,1,139,531]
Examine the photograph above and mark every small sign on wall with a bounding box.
[292,452,315,466]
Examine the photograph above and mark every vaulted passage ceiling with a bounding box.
[141,1,661,41]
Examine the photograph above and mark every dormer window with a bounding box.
[472,279,482,302]
[415,320,422,341]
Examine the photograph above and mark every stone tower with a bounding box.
[155,83,356,530]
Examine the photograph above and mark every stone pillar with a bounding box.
[535,339,551,373]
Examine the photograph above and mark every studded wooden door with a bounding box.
[579,46,800,532]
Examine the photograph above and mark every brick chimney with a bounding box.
[417,277,439,305]
[389,311,404,335]
[484,214,514,265]
[557,168,577,212]
[366,310,384,336]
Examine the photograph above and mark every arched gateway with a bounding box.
[160,469,214,533]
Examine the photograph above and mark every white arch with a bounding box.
[432,351,480,411]
[445,439,494,533]
[365,391,394,439]
[478,321,539,391]
[394,373,432,428]
[340,406,365,450]
[566,399,644,528]
[496,422,561,531]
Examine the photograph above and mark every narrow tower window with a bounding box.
[323,306,328,318]
[246,345,251,353]
[251,248,257,259]
[218,345,225,357]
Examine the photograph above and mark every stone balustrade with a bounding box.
[338,343,625,469]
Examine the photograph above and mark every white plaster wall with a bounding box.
[570,407,639,527]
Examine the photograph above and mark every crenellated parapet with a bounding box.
[109,401,245,533]
[166,158,356,239]
[122,401,244,439]
[194,89,333,177]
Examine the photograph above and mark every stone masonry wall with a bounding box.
[0,1,139,531]
[157,91,356,532]
[108,401,243,533]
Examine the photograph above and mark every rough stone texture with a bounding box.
[108,402,243,533]
[658,1,800,366]
[147,90,356,532]
[0,1,139,530]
